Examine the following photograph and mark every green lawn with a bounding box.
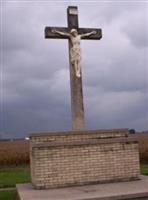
[0,166,30,200]
[0,166,30,188]
[141,164,148,175]
[0,190,17,200]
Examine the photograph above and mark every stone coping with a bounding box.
[30,128,129,138]
[31,137,137,149]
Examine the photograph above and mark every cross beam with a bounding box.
[45,27,102,40]
[44,6,102,130]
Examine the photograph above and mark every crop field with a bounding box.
[136,133,148,163]
[0,133,148,166]
[0,140,29,166]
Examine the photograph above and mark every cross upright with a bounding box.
[45,6,102,130]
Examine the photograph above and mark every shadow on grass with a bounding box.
[0,190,17,200]
[141,164,148,176]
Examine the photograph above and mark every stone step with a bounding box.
[16,175,148,200]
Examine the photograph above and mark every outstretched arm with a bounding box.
[52,29,70,37]
[80,31,97,38]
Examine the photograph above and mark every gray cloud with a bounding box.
[1,1,147,138]
[122,7,148,48]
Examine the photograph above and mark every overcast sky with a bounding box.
[0,0,148,138]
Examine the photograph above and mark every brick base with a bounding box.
[30,129,140,189]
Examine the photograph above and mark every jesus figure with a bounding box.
[52,29,97,78]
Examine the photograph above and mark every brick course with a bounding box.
[30,129,128,144]
[30,129,140,189]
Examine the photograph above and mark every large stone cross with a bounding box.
[45,6,102,130]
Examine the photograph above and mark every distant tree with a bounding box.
[129,129,136,134]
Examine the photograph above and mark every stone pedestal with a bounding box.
[30,129,140,189]
[16,176,148,200]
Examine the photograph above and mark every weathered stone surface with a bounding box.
[30,128,129,142]
[44,6,102,130]
[16,176,148,200]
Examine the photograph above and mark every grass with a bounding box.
[0,166,30,199]
[0,190,17,200]
[141,164,148,176]
[0,166,30,188]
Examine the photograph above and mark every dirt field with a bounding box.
[0,133,148,165]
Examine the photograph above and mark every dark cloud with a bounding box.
[1,1,147,138]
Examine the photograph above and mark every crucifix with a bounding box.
[45,6,102,130]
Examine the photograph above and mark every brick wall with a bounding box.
[30,129,140,189]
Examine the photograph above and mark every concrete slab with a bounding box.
[16,176,148,200]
